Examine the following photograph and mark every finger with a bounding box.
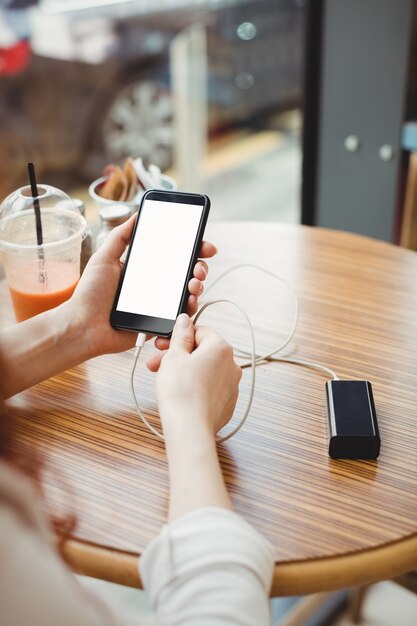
[187,294,198,317]
[155,336,170,350]
[152,295,199,349]
[154,295,198,346]
[146,351,166,372]
[199,241,217,258]
[93,214,137,264]
[192,327,234,363]
[188,277,203,297]
[170,314,195,354]
[193,260,208,281]
[193,325,224,349]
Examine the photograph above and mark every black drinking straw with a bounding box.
[28,162,43,245]
[27,162,47,285]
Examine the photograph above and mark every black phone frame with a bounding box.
[110,189,210,337]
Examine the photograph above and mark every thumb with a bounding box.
[94,214,136,264]
[170,314,195,354]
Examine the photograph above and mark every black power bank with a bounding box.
[325,380,380,459]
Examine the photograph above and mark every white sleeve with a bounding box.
[139,507,274,626]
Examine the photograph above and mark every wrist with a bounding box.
[161,406,216,446]
[53,300,94,364]
[162,409,231,522]
[0,300,93,398]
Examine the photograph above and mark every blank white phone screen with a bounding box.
[116,199,203,320]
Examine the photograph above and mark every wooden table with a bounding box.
[2,223,417,596]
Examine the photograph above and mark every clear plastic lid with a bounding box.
[0,184,79,218]
[0,184,88,248]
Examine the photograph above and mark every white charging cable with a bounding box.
[130,264,339,443]
[130,332,160,438]
[204,264,339,379]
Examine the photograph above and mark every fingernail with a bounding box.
[176,313,190,329]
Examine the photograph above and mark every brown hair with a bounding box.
[0,398,76,556]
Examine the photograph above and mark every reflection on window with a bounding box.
[0,0,304,223]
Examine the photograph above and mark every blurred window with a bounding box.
[0,0,304,223]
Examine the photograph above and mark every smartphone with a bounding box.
[110,189,210,337]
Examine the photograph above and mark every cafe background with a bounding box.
[0,1,416,625]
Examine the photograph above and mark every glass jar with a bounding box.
[95,205,131,250]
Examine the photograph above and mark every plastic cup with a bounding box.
[88,173,178,214]
[0,204,86,322]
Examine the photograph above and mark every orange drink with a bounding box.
[0,195,86,322]
[9,278,78,322]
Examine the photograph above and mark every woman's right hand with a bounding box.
[149,314,242,438]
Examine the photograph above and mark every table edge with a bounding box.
[64,533,417,597]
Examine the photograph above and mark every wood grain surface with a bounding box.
[1,223,417,595]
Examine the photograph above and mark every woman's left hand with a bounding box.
[67,215,216,358]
